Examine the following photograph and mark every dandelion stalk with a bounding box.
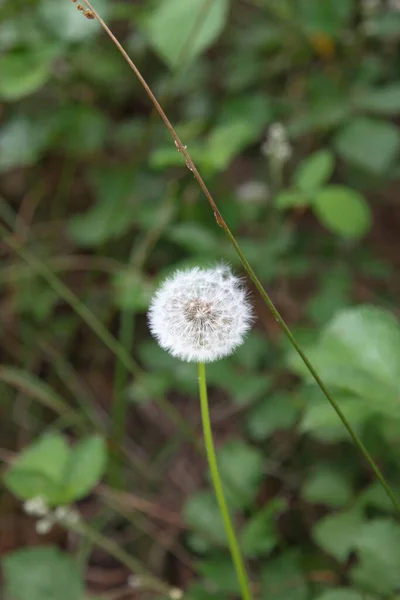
[148,265,254,598]
[198,361,252,600]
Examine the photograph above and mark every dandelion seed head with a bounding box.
[148,265,254,362]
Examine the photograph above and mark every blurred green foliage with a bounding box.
[2,0,400,598]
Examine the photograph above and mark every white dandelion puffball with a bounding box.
[148,265,254,363]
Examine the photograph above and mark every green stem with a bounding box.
[198,362,253,600]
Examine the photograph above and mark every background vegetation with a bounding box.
[1,0,400,598]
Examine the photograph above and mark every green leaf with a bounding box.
[241,498,286,557]
[312,507,364,561]
[145,0,229,69]
[296,0,354,37]
[354,83,400,115]
[275,190,308,209]
[68,167,137,247]
[299,390,370,443]
[204,95,272,171]
[302,465,352,507]
[4,470,62,506]
[3,546,84,600]
[39,0,109,41]
[0,47,54,100]
[0,116,51,172]
[313,186,371,239]
[335,117,400,175]
[62,435,107,502]
[4,433,70,505]
[359,481,399,513]
[291,306,400,417]
[167,223,219,255]
[183,491,227,551]
[246,393,298,441]
[294,150,334,193]
[261,552,308,600]
[351,519,400,594]
[197,555,240,594]
[216,440,264,509]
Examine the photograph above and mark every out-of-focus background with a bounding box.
[2,0,400,598]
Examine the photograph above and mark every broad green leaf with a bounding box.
[354,83,400,115]
[197,555,240,594]
[0,47,54,100]
[3,546,84,600]
[62,435,107,502]
[312,507,364,561]
[294,150,334,193]
[183,491,227,551]
[0,117,51,172]
[351,519,400,594]
[313,186,371,239]
[204,95,272,171]
[4,470,63,506]
[291,306,400,417]
[275,190,308,209]
[145,0,229,69]
[296,0,354,37]
[4,433,70,504]
[216,440,264,509]
[39,0,109,41]
[167,223,219,255]
[241,498,286,557]
[246,393,298,441]
[359,481,399,513]
[299,391,370,443]
[68,167,137,247]
[335,117,400,175]
[302,465,352,507]
[261,552,308,600]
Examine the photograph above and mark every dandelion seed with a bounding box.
[148,265,254,362]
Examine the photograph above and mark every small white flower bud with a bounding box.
[55,505,81,526]
[128,575,142,589]
[169,588,184,600]
[148,265,254,363]
[261,122,292,163]
[23,496,49,517]
[36,516,54,535]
